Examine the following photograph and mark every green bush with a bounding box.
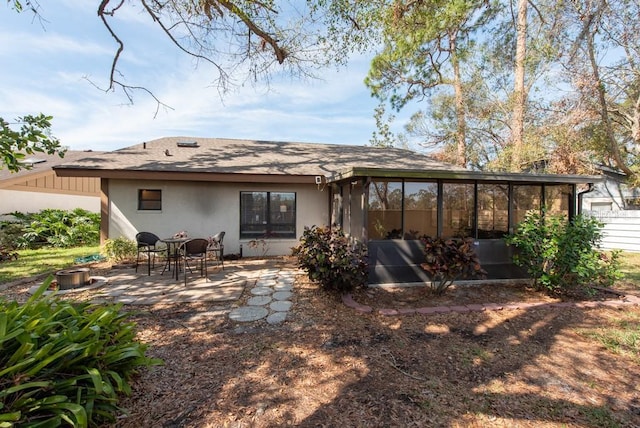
[420,236,486,295]
[101,237,137,263]
[292,225,368,293]
[0,280,162,426]
[0,221,24,252]
[505,211,622,293]
[13,209,100,249]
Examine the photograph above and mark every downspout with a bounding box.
[577,183,595,216]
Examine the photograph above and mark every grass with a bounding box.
[0,245,101,284]
[618,251,640,284]
[582,313,640,363]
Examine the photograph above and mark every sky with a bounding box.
[0,1,408,153]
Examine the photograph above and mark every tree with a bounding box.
[10,0,348,103]
[364,0,494,167]
[560,0,640,183]
[510,0,528,170]
[0,114,64,173]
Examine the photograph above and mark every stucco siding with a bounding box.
[107,179,329,256]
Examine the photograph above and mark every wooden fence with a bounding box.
[585,210,640,252]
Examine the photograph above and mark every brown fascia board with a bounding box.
[328,167,604,184]
[53,167,319,184]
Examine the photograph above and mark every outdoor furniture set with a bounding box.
[135,231,225,285]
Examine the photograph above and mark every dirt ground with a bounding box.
[2,261,640,427]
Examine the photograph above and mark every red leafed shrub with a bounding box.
[420,236,486,295]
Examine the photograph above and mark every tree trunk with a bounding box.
[451,32,467,168]
[511,0,528,171]
[586,28,635,178]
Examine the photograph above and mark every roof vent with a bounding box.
[22,157,47,166]
[177,141,199,148]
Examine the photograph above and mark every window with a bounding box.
[545,184,572,217]
[477,184,509,238]
[513,185,542,225]
[368,180,403,239]
[403,181,437,238]
[240,192,296,239]
[442,182,475,238]
[138,189,162,210]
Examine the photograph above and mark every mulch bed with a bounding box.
[2,261,640,427]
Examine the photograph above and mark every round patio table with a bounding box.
[160,237,189,280]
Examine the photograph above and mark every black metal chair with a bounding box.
[179,238,209,285]
[135,232,165,275]
[208,231,225,270]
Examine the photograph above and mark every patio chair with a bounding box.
[179,238,209,286]
[208,231,225,270]
[135,232,165,275]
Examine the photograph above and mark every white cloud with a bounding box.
[1,2,416,153]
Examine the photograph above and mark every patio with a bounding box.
[21,257,303,323]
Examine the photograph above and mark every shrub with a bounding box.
[102,237,137,263]
[0,280,162,426]
[505,211,622,293]
[0,220,24,252]
[12,209,100,249]
[292,225,368,293]
[420,236,486,295]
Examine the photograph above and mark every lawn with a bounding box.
[0,245,101,284]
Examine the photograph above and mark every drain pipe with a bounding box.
[577,182,595,215]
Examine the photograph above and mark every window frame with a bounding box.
[138,189,162,211]
[239,191,297,239]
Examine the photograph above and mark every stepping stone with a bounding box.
[250,286,273,296]
[260,272,278,280]
[266,311,287,325]
[229,306,269,322]
[247,295,272,306]
[256,279,277,287]
[272,291,293,301]
[270,300,292,312]
[273,284,293,292]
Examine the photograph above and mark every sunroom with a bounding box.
[327,168,599,285]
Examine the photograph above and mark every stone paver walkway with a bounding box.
[228,268,298,325]
[26,259,302,325]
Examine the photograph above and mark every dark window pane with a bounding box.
[240,191,296,239]
[138,189,161,211]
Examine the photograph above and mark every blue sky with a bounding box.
[1,1,407,152]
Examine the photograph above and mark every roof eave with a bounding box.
[328,167,603,184]
[53,167,319,184]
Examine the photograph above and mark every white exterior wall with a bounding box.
[107,179,330,256]
[0,189,100,214]
[585,210,640,252]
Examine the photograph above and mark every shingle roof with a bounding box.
[52,136,463,177]
[0,150,103,182]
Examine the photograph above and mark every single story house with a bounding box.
[0,151,101,216]
[53,137,600,284]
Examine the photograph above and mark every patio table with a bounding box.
[160,237,189,280]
